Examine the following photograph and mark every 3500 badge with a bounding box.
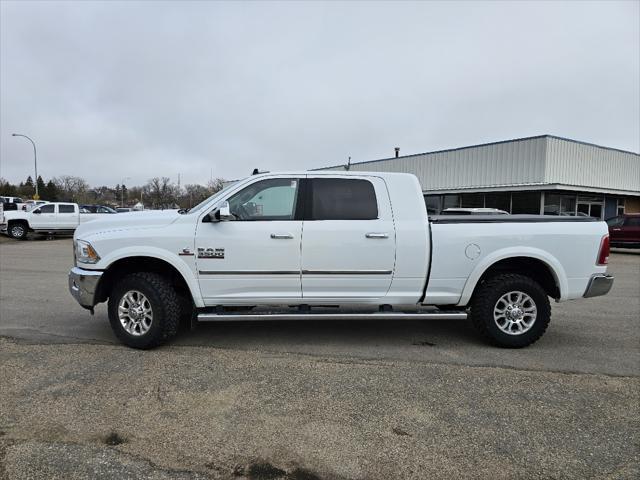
[197,247,225,259]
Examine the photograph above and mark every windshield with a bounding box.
[185,181,239,214]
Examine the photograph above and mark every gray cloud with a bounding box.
[1,0,638,187]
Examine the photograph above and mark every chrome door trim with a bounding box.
[199,270,299,275]
[301,270,392,275]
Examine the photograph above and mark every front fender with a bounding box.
[456,246,568,307]
[94,246,204,308]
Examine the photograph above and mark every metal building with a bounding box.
[317,135,640,219]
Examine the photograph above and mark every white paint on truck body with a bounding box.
[73,171,609,310]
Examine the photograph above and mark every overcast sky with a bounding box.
[1,0,638,187]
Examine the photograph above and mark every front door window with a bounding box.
[228,178,299,221]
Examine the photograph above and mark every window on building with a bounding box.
[589,204,603,219]
[443,194,460,209]
[461,193,484,208]
[485,193,511,212]
[424,195,441,215]
[577,195,604,219]
[617,199,625,216]
[544,193,576,216]
[577,203,589,216]
[310,178,378,220]
[511,192,541,214]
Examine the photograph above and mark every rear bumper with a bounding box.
[68,267,103,310]
[583,274,614,298]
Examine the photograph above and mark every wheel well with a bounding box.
[475,257,560,300]
[95,256,193,304]
[8,219,29,228]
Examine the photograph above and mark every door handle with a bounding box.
[270,233,294,239]
[365,232,389,239]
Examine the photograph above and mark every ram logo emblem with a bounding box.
[198,247,225,259]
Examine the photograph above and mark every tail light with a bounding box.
[597,234,610,266]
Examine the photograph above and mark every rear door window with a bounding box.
[58,204,75,214]
[309,178,378,220]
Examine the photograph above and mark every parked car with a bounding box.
[1,196,25,211]
[1,202,105,239]
[441,208,509,215]
[80,204,118,214]
[606,214,640,248]
[68,171,613,350]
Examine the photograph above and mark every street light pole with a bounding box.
[11,133,38,198]
[121,177,131,207]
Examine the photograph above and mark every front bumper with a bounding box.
[68,267,103,310]
[583,274,614,298]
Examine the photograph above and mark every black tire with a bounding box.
[470,273,551,348]
[107,272,181,349]
[8,221,28,240]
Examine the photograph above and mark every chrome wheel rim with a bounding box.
[493,291,537,335]
[118,290,153,336]
[11,225,24,237]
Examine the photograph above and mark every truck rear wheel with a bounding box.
[8,221,28,240]
[107,272,181,349]
[470,273,551,348]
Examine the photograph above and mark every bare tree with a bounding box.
[53,175,90,202]
[183,183,210,207]
[146,177,180,209]
[207,178,225,195]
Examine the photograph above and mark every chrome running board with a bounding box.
[197,311,467,322]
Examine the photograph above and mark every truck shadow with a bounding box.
[175,319,483,350]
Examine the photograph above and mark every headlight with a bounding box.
[75,240,101,264]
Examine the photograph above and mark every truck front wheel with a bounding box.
[107,272,181,349]
[470,273,551,348]
[8,221,28,240]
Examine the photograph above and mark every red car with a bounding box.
[607,213,640,248]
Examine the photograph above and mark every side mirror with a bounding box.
[218,201,233,221]
[204,201,234,223]
[33,209,41,215]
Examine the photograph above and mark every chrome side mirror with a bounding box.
[218,201,233,220]
[206,201,234,223]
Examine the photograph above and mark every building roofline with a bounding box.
[315,134,640,170]
[422,182,640,197]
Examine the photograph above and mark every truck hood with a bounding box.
[1,210,27,222]
[75,210,180,238]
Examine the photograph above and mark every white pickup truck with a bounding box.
[1,202,113,239]
[68,171,613,349]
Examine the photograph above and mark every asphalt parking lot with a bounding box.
[0,237,639,479]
